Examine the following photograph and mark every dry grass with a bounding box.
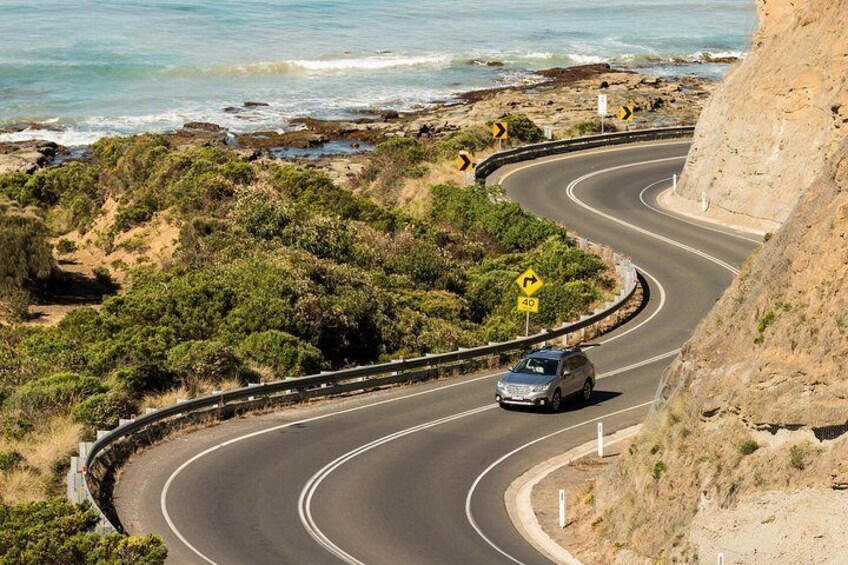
[0,416,81,504]
[139,378,242,413]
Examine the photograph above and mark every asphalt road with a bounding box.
[114,141,759,565]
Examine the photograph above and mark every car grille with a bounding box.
[505,384,532,396]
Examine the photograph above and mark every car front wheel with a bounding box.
[549,389,562,412]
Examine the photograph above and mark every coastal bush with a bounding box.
[237,330,324,378]
[566,119,618,138]
[492,114,544,143]
[4,372,105,421]
[166,340,244,390]
[738,439,759,456]
[0,450,23,472]
[72,390,136,430]
[234,190,293,240]
[0,199,53,290]
[429,183,564,252]
[0,497,167,564]
[432,128,491,160]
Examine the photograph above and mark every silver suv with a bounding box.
[495,346,595,411]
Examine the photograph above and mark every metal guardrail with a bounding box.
[475,126,695,181]
[69,127,692,534]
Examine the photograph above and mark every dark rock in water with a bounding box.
[486,60,504,67]
[244,101,270,107]
[182,122,227,133]
[223,106,240,114]
[381,110,400,120]
[236,130,329,149]
[538,64,617,83]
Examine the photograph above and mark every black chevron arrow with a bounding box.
[619,106,633,121]
[458,153,474,171]
[522,274,538,288]
[493,122,507,139]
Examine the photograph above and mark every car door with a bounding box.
[563,355,580,394]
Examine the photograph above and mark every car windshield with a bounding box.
[512,357,558,376]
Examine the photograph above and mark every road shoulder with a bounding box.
[504,425,641,565]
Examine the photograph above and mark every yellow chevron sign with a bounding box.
[492,121,509,140]
[457,151,475,172]
[618,105,635,122]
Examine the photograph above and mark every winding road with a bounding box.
[115,140,759,564]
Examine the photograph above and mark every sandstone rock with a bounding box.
[243,101,270,107]
[680,0,848,227]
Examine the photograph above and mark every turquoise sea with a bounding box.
[0,0,757,144]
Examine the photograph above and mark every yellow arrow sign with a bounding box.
[517,296,539,313]
[618,105,635,122]
[457,151,475,172]
[492,121,509,140]
[515,268,543,297]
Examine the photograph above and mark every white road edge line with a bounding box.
[464,156,751,563]
[160,371,505,564]
[298,404,497,565]
[564,156,740,276]
[157,146,719,564]
[296,347,682,565]
[465,401,654,565]
[638,178,762,244]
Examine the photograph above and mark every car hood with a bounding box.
[500,372,555,386]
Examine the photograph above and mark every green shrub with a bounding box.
[4,372,105,420]
[566,119,618,138]
[0,199,53,289]
[0,287,31,324]
[237,330,325,378]
[432,128,491,160]
[56,238,78,255]
[166,340,243,386]
[286,216,354,261]
[234,191,293,240]
[0,497,167,564]
[490,114,544,143]
[789,443,808,470]
[0,450,23,472]
[72,391,137,430]
[739,439,760,456]
[429,184,564,253]
[754,310,776,344]
[652,461,668,479]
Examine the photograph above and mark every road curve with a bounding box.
[114,141,758,564]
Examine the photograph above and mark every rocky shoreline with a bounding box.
[0,63,718,182]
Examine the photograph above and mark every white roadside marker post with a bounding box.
[544,125,553,140]
[717,552,724,565]
[673,173,678,193]
[558,489,566,529]
[597,422,604,457]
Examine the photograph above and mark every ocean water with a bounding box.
[0,0,757,145]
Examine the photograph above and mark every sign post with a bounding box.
[515,268,544,336]
[598,94,608,134]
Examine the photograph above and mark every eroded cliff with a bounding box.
[589,1,848,562]
[676,0,848,231]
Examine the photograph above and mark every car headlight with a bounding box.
[496,381,506,389]
[531,384,549,393]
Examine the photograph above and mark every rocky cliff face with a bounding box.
[592,1,848,562]
[678,0,848,230]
